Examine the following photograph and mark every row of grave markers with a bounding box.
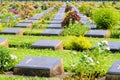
[41,3,66,36]
[71,4,120,52]
[0,3,120,79]
[0,4,66,78]
[0,7,55,35]
[13,4,66,77]
[71,3,120,80]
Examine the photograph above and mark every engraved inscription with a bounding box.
[25,58,32,64]
[117,64,120,69]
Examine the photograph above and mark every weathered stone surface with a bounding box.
[0,28,23,35]
[0,38,8,47]
[106,61,120,80]
[89,23,97,29]
[41,29,63,36]
[14,56,64,77]
[50,20,62,24]
[47,24,62,29]
[15,23,32,28]
[31,40,63,50]
[22,20,37,23]
[29,15,42,20]
[108,42,120,52]
[85,30,110,38]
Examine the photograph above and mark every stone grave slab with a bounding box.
[108,42,120,52]
[47,24,62,29]
[0,38,8,47]
[85,30,110,38]
[106,61,120,80]
[31,40,63,50]
[22,20,37,23]
[50,21,62,24]
[29,15,43,20]
[14,56,64,77]
[89,23,97,29]
[41,29,63,36]
[0,28,23,35]
[15,23,32,28]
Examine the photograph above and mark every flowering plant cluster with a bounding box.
[93,40,110,53]
[0,46,17,73]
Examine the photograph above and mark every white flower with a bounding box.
[5,62,8,65]
[71,64,75,67]
[72,51,77,55]
[101,40,108,46]
[96,61,100,64]
[87,57,94,63]
[10,54,17,60]
[83,54,88,58]
[102,46,110,51]
[93,42,101,48]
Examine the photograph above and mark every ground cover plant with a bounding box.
[0,1,120,80]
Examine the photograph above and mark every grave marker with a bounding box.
[15,23,32,28]
[85,30,110,38]
[41,29,63,36]
[0,28,23,35]
[0,38,8,47]
[108,42,120,52]
[106,61,120,80]
[31,40,63,50]
[47,24,62,29]
[14,56,64,77]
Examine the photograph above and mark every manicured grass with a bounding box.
[0,75,46,80]
[6,48,120,78]
[0,35,119,48]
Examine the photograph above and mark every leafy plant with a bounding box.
[92,8,120,29]
[0,46,17,73]
[62,11,80,27]
[64,22,89,36]
[110,29,120,38]
[64,36,92,51]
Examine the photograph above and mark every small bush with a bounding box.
[64,36,91,51]
[92,8,120,29]
[110,29,120,38]
[64,22,89,36]
[79,3,96,17]
[0,46,17,73]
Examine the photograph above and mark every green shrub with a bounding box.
[92,8,120,29]
[64,36,92,51]
[0,46,17,73]
[64,22,89,36]
[79,3,96,17]
[110,29,120,38]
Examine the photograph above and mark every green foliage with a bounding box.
[110,29,120,38]
[79,3,96,17]
[0,46,17,73]
[64,36,92,51]
[64,22,89,36]
[92,8,120,29]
